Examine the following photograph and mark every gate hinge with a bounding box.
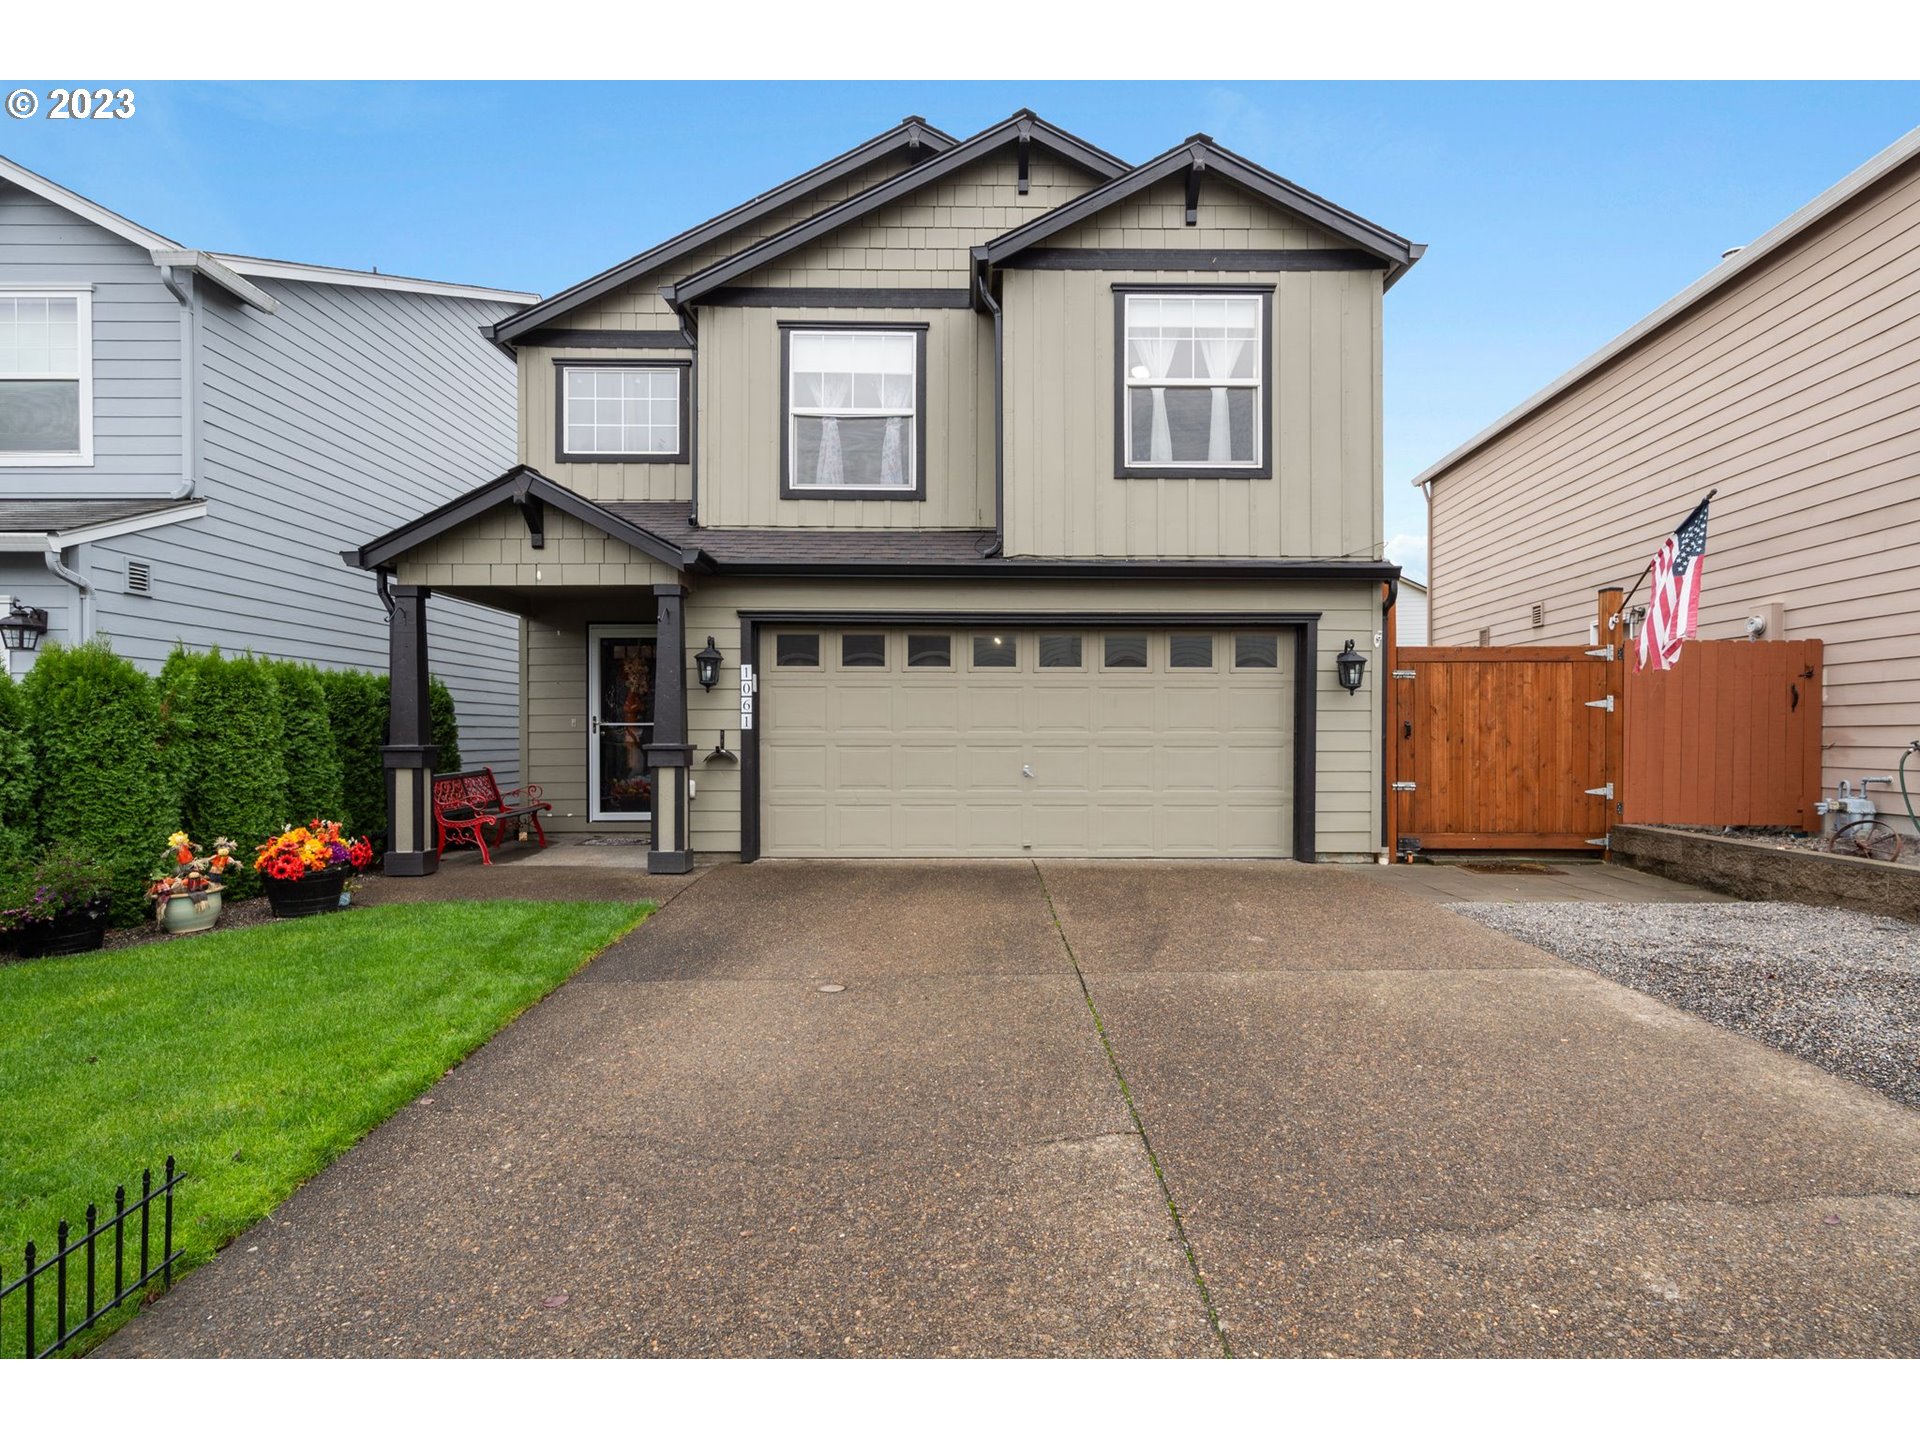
[1390,781,1417,792]
[1584,783,1614,799]
[1584,695,1615,712]
[1391,669,1417,679]
[1584,835,1611,849]
[1584,645,1615,661]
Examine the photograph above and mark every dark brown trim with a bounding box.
[777,322,930,502]
[552,358,692,465]
[490,117,960,345]
[706,558,1399,580]
[668,111,1129,306]
[1112,285,1275,480]
[734,609,1322,864]
[519,328,692,349]
[1003,247,1382,272]
[705,287,973,309]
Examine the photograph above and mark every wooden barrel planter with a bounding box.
[263,866,351,918]
[15,900,111,958]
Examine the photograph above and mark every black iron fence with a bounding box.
[0,1158,185,1358]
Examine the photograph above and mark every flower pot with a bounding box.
[263,866,350,919]
[14,900,110,958]
[158,885,224,936]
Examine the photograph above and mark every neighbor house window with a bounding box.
[782,326,926,497]
[0,291,91,465]
[1117,290,1268,477]
[556,362,686,462]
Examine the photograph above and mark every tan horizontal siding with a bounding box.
[1426,151,1920,827]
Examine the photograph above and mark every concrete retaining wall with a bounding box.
[1611,824,1920,923]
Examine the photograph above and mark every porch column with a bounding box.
[383,582,440,876]
[645,582,694,874]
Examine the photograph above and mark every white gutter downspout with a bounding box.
[44,545,91,644]
[157,264,198,500]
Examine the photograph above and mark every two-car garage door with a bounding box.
[760,625,1294,857]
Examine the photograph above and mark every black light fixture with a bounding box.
[0,600,49,653]
[695,636,724,691]
[1335,638,1367,695]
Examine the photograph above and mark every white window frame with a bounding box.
[781,324,924,498]
[556,362,685,463]
[1119,289,1267,477]
[0,287,93,467]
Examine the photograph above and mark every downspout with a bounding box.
[46,546,92,644]
[976,270,1004,557]
[666,290,700,528]
[157,265,199,500]
[1380,573,1399,861]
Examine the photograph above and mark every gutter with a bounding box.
[156,264,200,500]
[44,547,91,644]
[665,288,701,528]
[976,270,1005,556]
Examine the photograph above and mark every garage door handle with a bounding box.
[1022,764,1034,778]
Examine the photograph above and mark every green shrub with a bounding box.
[322,667,387,838]
[0,670,36,876]
[163,649,287,897]
[269,661,346,823]
[428,675,462,774]
[22,640,182,925]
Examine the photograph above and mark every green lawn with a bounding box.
[0,899,651,1357]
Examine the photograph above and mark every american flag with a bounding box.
[1637,497,1711,671]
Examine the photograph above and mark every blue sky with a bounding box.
[4,79,1916,575]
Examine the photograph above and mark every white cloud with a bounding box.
[1384,532,1427,581]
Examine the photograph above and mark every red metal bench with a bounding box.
[431,768,551,864]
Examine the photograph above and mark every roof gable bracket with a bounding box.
[513,488,546,550]
[1016,119,1033,195]
[1185,150,1205,226]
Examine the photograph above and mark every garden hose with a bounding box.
[1903,741,1920,838]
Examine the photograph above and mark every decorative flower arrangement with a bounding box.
[148,831,239,911]
[1,842,112,933]
[253,819,374,883]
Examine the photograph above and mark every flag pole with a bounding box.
[1610,488,1717,628]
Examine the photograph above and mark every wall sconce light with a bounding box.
[695,636,723,691]
[0,600,49,653]
[1336,638,1367,695]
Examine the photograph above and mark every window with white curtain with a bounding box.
[1120,292,1263,471]
[0,291,91,464]
[786,328,919,493]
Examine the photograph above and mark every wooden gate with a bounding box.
[1389,642,1619,851]
[1623,638,1822,830]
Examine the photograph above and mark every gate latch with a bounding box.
[1584,695,1615,712]
[1390,781,1417,792]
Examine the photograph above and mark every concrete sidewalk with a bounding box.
[103,860,1920,1357]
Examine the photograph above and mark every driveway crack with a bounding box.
[1032,861,1232,1358]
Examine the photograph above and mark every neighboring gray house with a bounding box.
[0,155,534,777]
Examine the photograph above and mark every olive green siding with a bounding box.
[518,343,694,502]
[698,305,994,529]
[1043,173,1357,251]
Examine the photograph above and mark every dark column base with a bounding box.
[647,849,694,875]
[383,849,441,878]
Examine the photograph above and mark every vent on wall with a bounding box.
[1477,627,1491,647]
[1530,600,1545,629]
[126,560,153,596]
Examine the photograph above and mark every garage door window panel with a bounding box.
[1038,634,1085,669]
[1234,633,1280,670]
[840,633,888,668]
[1169,634,1216,669]
[1102,633,1150,670]
[906,633,952,669]
[971,634,1018,669]
[781,325,928,499]
[776,633,821,667]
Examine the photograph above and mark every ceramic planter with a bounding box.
[14,899,111,958]
[263,866,350,918]
[158,884,224,935]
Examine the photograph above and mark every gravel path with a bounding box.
[1449,902,1920,1110]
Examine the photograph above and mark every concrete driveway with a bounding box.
[106,860,1920,1357]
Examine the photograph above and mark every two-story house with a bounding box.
[349,112,1422,873]
[0,155,534,777]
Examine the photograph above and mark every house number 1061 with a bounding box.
[740,664,756,731]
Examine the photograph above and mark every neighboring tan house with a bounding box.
[350,112,1423,873]
[1395,576,1428,646]
[1415,125,1920,826]
[0,155,535,778]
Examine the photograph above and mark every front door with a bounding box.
[588,626,658,822]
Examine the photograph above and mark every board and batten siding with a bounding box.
[90,276,525,779]
[1425,150,1920,829]
[0,183,183,498]
[519,342,693,503]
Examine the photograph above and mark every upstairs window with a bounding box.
[0,291,91,465]
[557,362,687,463]
[1117,290,1268,478]
[782,326,925,498]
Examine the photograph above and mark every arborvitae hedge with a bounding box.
[0,670,36,875]
[162,648,290,898]
[22,641,183,925]
[270,660,346,823]
[429,675,462,774]
[322,667,388,839]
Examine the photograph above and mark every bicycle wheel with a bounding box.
[1829,819,1904,862]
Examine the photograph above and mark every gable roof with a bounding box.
[1412,123,1920,489]
[208,253,536,304]
[664,111,1130,307]
[487,117,958,345]
[973,134,1423,285]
